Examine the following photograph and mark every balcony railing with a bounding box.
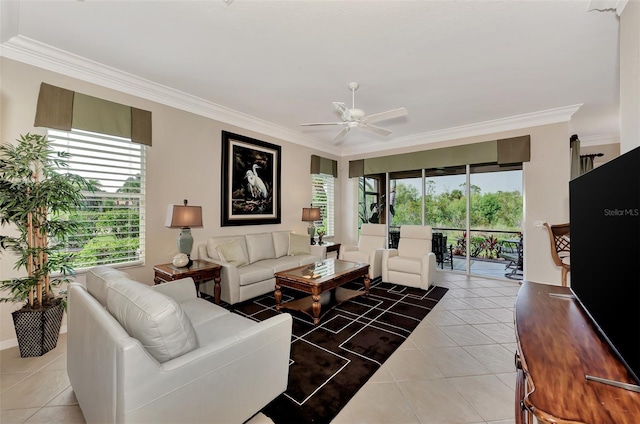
[388,226,523,279]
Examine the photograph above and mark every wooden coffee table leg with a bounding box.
[214,276,221,304]
[275,283,282,311]
[364,275,370,296]
[311,293,321,325]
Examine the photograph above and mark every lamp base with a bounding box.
[177,228,194,261]
[307,223,316,245]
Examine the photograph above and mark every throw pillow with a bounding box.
[288,233,311,256]
[217,239,249,267]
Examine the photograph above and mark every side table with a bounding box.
[153,259,222,304]
[320,241,341,259]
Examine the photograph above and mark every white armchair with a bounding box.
[339,223,387,279]
[382,225,437,290]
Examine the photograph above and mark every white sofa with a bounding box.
[67,265,292,424]
[197,230,326,305]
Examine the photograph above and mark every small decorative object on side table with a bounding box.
[153,259,222,304]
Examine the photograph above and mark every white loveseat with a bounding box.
[197,231,326,305]
[67,265,292,424]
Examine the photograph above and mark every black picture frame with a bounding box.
[221,131,281,226]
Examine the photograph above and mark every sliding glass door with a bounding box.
[468,164,523,278]
[360,164,522,278]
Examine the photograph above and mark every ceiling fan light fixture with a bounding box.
[300,82,408,145]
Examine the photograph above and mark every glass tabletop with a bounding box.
[278,259,365,280]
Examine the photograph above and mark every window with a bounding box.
[358,176,384,226]
[47,129,145,269]
[311,174,334,237]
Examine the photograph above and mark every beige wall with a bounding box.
[0,58,341,348]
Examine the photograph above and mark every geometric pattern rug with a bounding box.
[227,280,449,424]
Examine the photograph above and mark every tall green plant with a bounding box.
[0,133,96,310]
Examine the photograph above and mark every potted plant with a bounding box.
[0,133,96,357]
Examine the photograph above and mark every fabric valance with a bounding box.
[310,155,338,177]
[348,135,530,177]
[34,82,152,146]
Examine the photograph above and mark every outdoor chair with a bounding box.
[543,222,570,286]
[432,232,453,270]
[388,226,400,249]
[382,225,437,290]
[498,234,523,280]
[339,223,387,280]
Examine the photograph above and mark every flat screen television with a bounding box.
[569,145,640,385]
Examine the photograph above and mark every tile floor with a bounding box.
[0,270,520,424]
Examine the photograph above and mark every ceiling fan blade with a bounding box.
[333,102,351,121]
[333,126,351,145]
[361,123,392,136]
[363,107,408,124]
[300,122,345,126]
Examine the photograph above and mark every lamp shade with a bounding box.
[301,207,321,222]
[165,203,203,228]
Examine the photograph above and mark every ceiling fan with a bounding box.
[300,82,408,145]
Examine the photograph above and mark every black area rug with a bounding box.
[227,280,449,424]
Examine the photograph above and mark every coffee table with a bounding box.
[274,259,370,325]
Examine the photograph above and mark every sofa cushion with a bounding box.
[86,265,131,307]
[238,264,276,287]
[193,312,258,346]
[341,250,370,265]
[246,232,276,263]
[288,233,310,256]
[272,231,290,258]
[387,256,422,274]
[263,255,318,272]
[180,298,230,329]
[217,239,249,267]
[206,236,248,262]
[106,279,198,363]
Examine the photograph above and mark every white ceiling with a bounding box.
[0,0,622,156]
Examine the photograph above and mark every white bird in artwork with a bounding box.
[245,169,258,198]
[252,164,268,198]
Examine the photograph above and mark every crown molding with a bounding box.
[340,104,584,156]
[578,133,620,146]
[0,36,339,155]
[2,36,587,159]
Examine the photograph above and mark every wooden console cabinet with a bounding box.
[514,281,640,423]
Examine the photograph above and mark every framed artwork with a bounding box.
[221,131,281,226]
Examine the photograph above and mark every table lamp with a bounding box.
[301,206,321,245]
[165,199,203,267]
